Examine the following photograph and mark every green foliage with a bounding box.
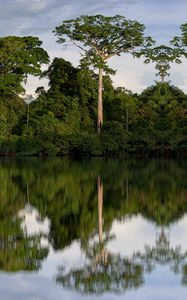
[54,14,153,134]
[54,15,147,70]
[129,82,187,153]
[0,30,186,156]
[0,36,49,95]
[139,45,182,82]
[41,58,97,129]
[171,24,187,58]
[0,59,186,156]
[101,121,128,154]
[68,132,102,155]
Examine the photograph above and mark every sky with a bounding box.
[1,0,187,94]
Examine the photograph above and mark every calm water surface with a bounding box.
[0,158,186,300]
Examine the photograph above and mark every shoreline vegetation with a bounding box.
[0,15,186,157]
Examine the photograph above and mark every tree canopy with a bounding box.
[54,15,149,69]
[0,36,49,96]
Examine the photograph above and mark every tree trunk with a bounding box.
[97,68,103,134]
[98,176,103,244]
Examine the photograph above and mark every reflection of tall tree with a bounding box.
[98,176,103,244]
[56,177,144,295]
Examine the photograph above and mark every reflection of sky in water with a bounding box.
[0,208,187,299]
[19,204,50,236]
[108,214,187,255]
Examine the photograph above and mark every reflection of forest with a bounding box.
[0,158,186,282]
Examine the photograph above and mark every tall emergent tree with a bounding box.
[54,15,151,133]
[0,36,49,96]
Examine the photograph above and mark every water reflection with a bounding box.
[134,227,187,284]
[0,210,48,272]
[0,158,186,298]
[57,176,143,294]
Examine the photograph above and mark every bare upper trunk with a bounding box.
[97,68,103,134]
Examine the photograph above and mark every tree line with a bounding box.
[0,15,186,156]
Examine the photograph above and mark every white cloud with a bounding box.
[16,0,48,12]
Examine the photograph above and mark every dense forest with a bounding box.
[0,15,186,156]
